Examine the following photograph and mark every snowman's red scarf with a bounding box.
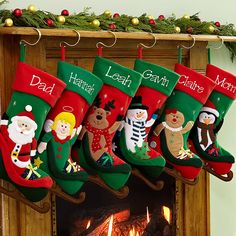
[197,122,216,147]
[85,121,111,152]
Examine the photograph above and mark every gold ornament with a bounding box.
[92,19,100,27]
[104,10,112,17]
[147,15,154,20]
[131,17,139,25]
[27,4,37,12]
[57,15,66,24]
[183,14,190,20]
[175,26,181,33]
[208,25,215,33]
[4,18,13,27]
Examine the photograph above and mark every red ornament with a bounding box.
[46,18,54,27]
[113,13,120,18]
[109,23,117,30]
[186,26,193,34]
[13,8,22,17]
[61,9,69,16]
[149,19,156,25]
[215,21,221,27]
[158,15,165,20]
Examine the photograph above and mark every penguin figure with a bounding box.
[197,101,219,151]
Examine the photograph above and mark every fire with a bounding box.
[162,206,171,224]
[146,206,150,223]
[129,227,135,236]
[86,220,91,229]
[107,215,113,236]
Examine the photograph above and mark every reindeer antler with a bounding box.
[104,100,115,111]
[94,96,102,108]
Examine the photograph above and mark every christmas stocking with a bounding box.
[37,61,103,195]
[72,56,142,190]
[0,62,66,201]
[189,64,236,176]
[149,64,216,180]
[113,59,180,179]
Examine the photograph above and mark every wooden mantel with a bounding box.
[0,28,219,236]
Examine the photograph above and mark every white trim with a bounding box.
[0,120,8,125]
[201,107,219,117]
[30,150,36,156]
[162,122,183,132]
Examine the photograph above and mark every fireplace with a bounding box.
[55,173,176,236]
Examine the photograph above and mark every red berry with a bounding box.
[158,15,165,20]
[113,13,120,18]
[46,19,54,27]
[61,9,69,16]
[149,19,156,25]
[109,23,116,30]
[215,21,221,27]
[186,26,193,34]
[13,8,22,17]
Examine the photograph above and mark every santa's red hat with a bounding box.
[201,100,219,117]
[11,105,38,130]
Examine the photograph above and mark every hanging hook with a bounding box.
[96,31,117,56]
[137,33,157,59]
[60,30,81,61]
[20,28,42,46]
[207,35,224,50]
[207,36,224,64]
[178,34,196,50]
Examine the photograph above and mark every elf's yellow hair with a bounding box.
[51,112,76,135]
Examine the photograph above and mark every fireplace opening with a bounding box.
[56,173,176,236]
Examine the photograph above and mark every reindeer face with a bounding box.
[87,107,110,129]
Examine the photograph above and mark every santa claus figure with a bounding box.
[0,105,38,177]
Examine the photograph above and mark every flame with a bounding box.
[86,220,91,229]
[146,206,150,223]
[136,232,140,236]
[129,227,135,236]
[162,206,171,224]
[107,215,113,236]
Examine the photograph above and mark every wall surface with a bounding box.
[2,1,236,236]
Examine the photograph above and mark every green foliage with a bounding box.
[0,8,236,60]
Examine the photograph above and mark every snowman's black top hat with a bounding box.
[129,96,149,110]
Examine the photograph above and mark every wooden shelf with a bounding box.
[0,27,236,42]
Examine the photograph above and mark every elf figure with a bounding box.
[122,96,157,153]
[189,64,236,180]
[0,61,66,202]
[38,111,82,175]
[37,61,103,196]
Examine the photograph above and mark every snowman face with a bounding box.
[199,112,216,125]
[127,109,148,122]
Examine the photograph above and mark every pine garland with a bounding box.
[0,5,236,60]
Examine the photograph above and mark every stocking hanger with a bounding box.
[60,30,81,61]
[137,33,157,59]
[207,36,224,64]
[177,34,196,64]
[96,31,117,56]
[19,28,42,62]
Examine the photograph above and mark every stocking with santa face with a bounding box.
[149,64,216,180]
[72,56,142,190]
[37,61,103,195]
[113,59,180,179]
[189,64,236,177]
[0,62,66,202]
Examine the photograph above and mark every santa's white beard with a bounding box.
[8,122,35,145]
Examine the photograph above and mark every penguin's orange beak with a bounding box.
[203,118,211,125]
